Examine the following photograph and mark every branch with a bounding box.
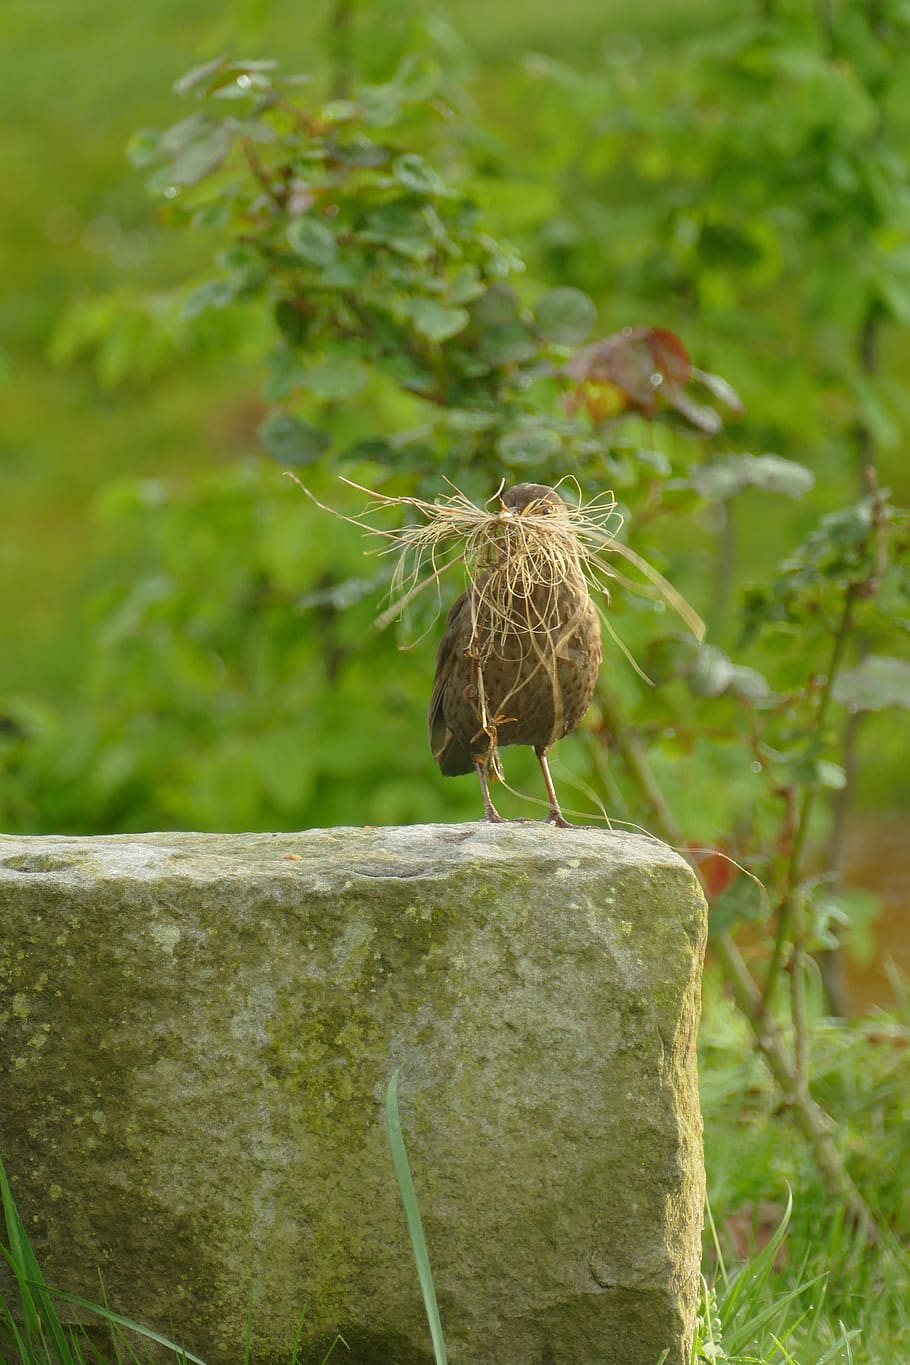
[763,584,858,1014]
[596,680,879,1238]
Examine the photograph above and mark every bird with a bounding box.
[428,482,603,825]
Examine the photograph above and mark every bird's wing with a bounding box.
[428,589,470,766]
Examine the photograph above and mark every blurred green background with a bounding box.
[3,0,910,862]
[4,6,910,1358]
[2,0,713,698]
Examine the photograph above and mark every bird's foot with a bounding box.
[546,810,573,828]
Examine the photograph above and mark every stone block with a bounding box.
[0,825,706,1364]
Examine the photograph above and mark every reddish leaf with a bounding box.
[567,325,692,418]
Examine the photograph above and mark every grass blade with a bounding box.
[36,1290,210,1365]
[1,1154,79,1362]
[385,1069,448,1365]
[319,1332,350,1362]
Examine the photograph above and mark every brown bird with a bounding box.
[428,482,603,825]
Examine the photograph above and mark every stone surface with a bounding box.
[0,824,706,1365]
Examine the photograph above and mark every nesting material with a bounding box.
[294,474,705,654]
[289,473,704,822]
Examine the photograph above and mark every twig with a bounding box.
[820,311,883,1013]
[242,140,285,210]
[596,680,880,1238]
[763,584,858,1015]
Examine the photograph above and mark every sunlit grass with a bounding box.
[699,974,910,1363]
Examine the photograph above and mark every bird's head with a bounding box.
[498,483,568,521]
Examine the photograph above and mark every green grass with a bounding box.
[0,1159,346,1365]
[385,1069,448,1365]
[698,974,910,1364]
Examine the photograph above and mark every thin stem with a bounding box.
[819,706,863,1015]
[596,679,879,1238]
[763,585,858,1011]
[854,306,881,481]
[790,925,809,1089]
[711,932,873,1235]
[816,308,882,1012]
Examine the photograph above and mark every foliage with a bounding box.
[698,975,910,1363]
[505,0,910,462]
[3,0,910,1252]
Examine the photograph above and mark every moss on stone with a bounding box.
[0,824,705,1365]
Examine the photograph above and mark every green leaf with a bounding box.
[395,55,443,104]
[359,83,403,128]
[635,448,671,477]
[287,218,339,267]
[470,285,536,366]
[127,128,162,168]
[173,55,228,96]
[407,298,470,343]
[259,411,331,465]
[832,655,910,712]
[729,665,772,702]
[689,454,814,501]
[298,359,368,401]
[360,203,433,260]
[443,408,498,432]
[183,279,236,319]
[393,153,450,197]
[691,367,745,415]
[319,99,359,123]
[689,645,735,697]
[169,124,233,186]
[448,265,485,305]
[497,422,562,467]
[816,760,847,791]
[385,1071,449,1365]
[330,135,390,168]
[535,287,596,345]
[159,113,212,156]
[742,454,816,497]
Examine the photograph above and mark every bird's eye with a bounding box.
[540,505,554,515]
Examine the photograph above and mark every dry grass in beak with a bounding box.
[285,472,705,657]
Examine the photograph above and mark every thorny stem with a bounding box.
[820,308,882,1013]
[596,680,879,1238]
[710,931,874,1235]
[242,141,284,209]
[819,704,863,1015]
[762,584,858,1025]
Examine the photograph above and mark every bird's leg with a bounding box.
[535,746,572,827]
[474,757,506,823]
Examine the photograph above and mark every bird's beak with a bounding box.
[498,498,514,519]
